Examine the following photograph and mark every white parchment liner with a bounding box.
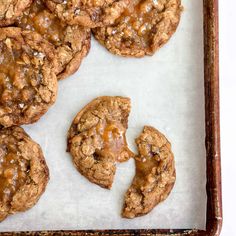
[0,0,206,231]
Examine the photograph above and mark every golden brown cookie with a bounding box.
[67,96,134,189]
[0,126,49,222]
[0,0,32,26]
[16,0,91,80]
[45,0,131,28]
[93,0,182,57]
[122,126,176,218]
[0,27,58,127]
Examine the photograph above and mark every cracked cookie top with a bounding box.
[122,126,176,218]
[67,96,134,189]
[16,0,91,80]
[0,27,58,127]
[45,0,131,28]
[0,126,49,222]
[93,0,182,57]
[0,0,32,26]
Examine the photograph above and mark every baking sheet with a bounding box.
[0,0,206,231]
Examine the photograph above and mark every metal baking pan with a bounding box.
[0,0,221,235]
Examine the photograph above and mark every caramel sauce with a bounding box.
[96,121,127,157]
[133,159,158,192]
[115,0,161,45]
[17,0,66,45]
[133,144,159,189]
[0,42,39,106]
[0,149,29,202]
[136,155,156,177]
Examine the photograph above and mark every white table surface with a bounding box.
[219,0,236,235]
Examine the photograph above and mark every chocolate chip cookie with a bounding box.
[0,27,58,127]
[0,0,32,26]
[122,126,176,218]
[93,0,182,57]
[67,96,134,189]
[45,0,131,28]
[16,0,91,80]
[0,126,49,222]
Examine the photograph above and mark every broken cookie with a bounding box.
[122,126,176,218]
[0,27,58,127]
[67,96,134,189]
[93,0,182,57]
[0,126,49,222]
[16,0,91,80]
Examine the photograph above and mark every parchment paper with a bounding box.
[0,0,206,231]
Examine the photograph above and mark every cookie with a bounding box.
[0,126,49,222]
[122,126,176,218]
[0,0,32,26]
[0,27,58,127]
[67,96,134,189]
[16,0,91,80]
[45,0,131,28]
[93,0,182,57]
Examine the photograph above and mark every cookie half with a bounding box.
[45,0,131,28]
[0,126,49,222]
[122,126,176,218]
[0,0,32,26]
[93,0,182,57]
[67,96,134,189]
[16,0,91,80]
[0,27,58,127]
